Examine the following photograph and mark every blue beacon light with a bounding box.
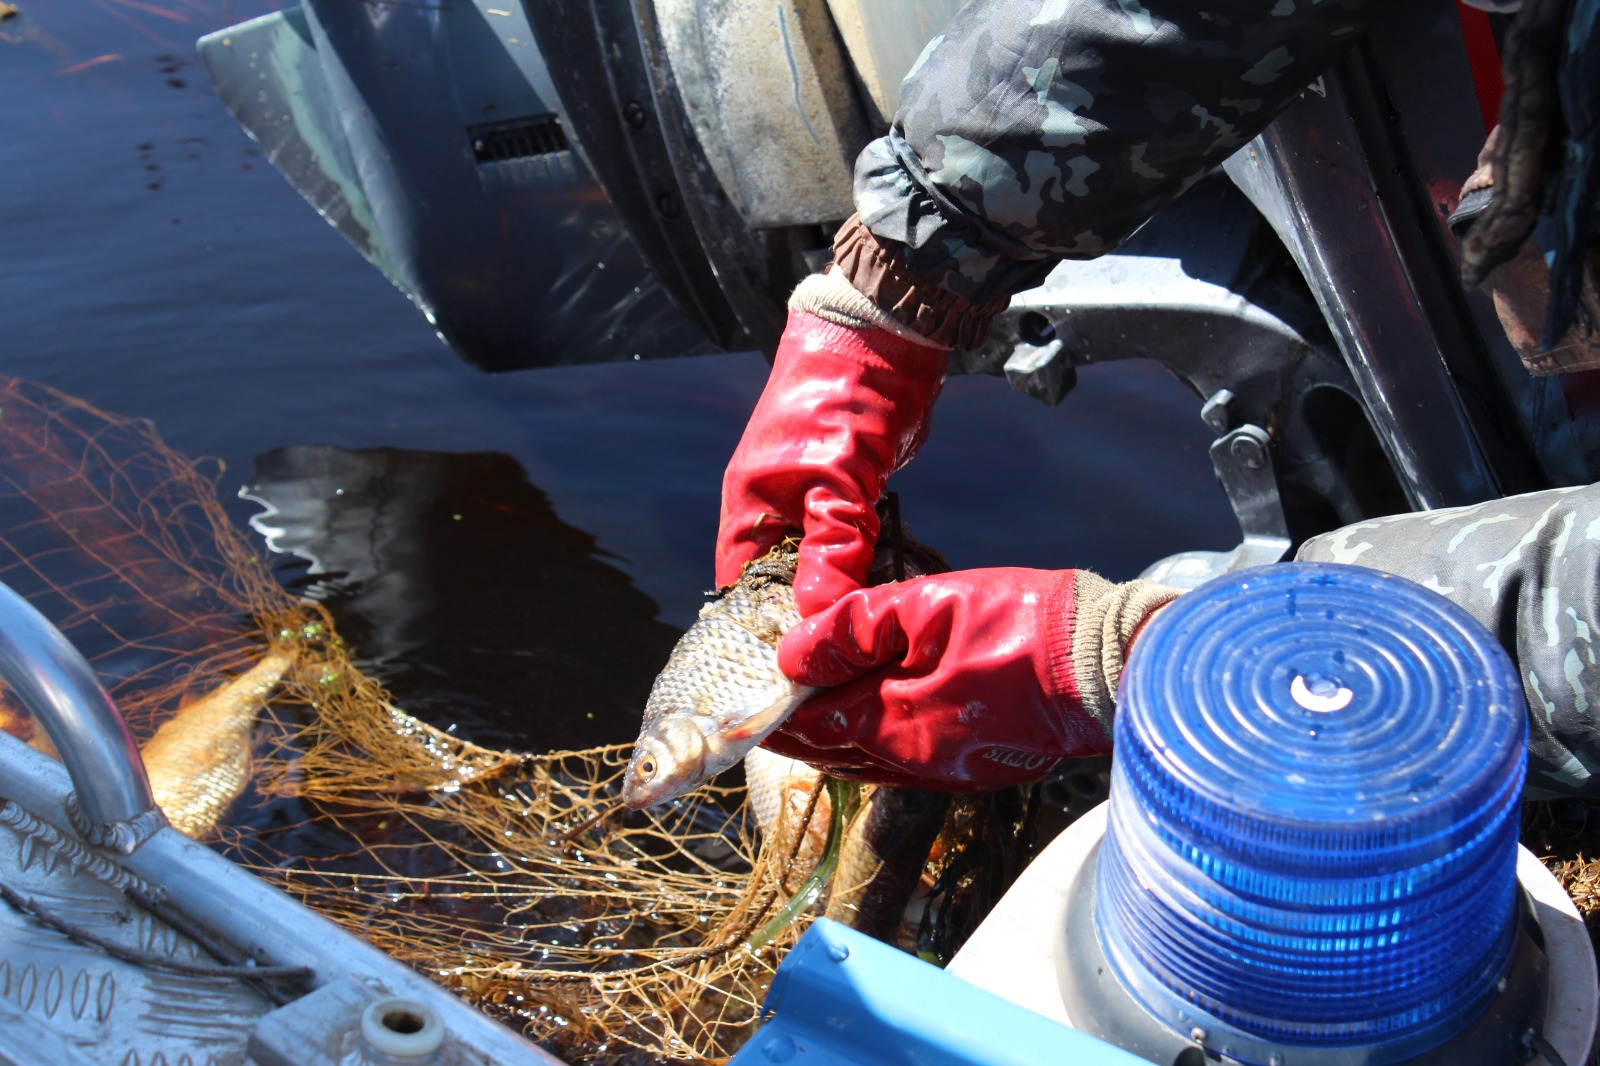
[1090,563,1531,1064]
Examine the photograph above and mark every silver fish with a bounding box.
[623,552,813,809]
[623,526,950,810]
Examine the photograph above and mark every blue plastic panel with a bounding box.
[730,919,1154,1066]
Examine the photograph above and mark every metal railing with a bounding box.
[0,581,162,851]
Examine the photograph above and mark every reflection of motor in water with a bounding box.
[244,446,683,753]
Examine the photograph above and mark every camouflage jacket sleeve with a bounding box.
[843,0,1383,346]
[1295,485,1600,799]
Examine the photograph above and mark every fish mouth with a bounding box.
[621,783,665,810]
[621,771,687,810]
[620,761,656,809]
[622,737,702,810]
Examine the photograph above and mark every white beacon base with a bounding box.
[949,803,1598,1066]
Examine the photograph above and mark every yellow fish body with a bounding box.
[142,652,290,838]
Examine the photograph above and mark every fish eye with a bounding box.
[637,758,655,779]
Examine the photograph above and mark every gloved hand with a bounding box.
[760,568,1179,790]
[715,307,947,616]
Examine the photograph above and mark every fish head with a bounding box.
[622,716,710,809]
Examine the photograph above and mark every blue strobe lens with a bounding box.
[1097,563,1527,1060]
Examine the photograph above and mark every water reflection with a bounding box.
[244,446,681,752]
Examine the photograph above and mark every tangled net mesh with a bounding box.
[0,377,819,1062]
[0,377,1598,1062]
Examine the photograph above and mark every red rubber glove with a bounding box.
[716,310,946,616]
[762,569,1119,790]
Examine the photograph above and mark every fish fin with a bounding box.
[723,688,812,742]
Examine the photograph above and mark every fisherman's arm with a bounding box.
[1296,484,1600,799]
[718,0,1385,614]
[762,568,1178,788]
[768,485,1600,792]
[716,278,949,616]
[838,0,1385,347]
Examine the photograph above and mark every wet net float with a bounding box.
[737,564,1598,1065]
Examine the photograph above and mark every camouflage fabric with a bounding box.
[854,0,1384,309]
[1296,484,1600,798]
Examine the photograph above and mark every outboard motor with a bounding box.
[196,0,940,371]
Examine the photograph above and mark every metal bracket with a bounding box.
[1002,338,1078,406]
[1140,423,1292,590]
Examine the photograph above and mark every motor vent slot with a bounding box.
[470,114,568,163]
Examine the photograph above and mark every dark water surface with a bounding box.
[2,0,1236,750]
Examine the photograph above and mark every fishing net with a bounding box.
[0,377,825,1061]
[0,375,1597,1062]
